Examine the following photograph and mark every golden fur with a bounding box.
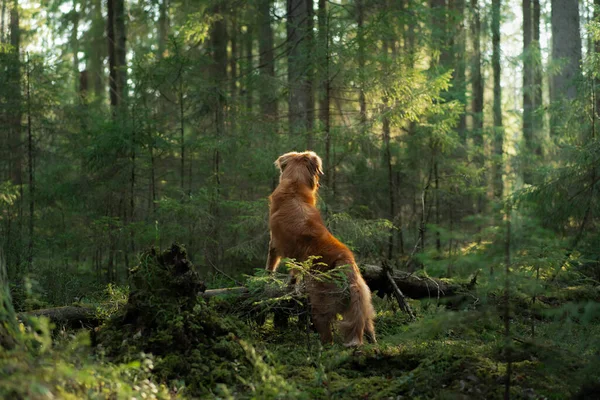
[266,151,376,346]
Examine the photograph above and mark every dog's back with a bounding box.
[266,151,376,345]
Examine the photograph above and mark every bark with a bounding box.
[0,250,19,350]
[381,40,395,260]
[532,0,542,126]
[357,0,366,127]
[595,0,600,119]
[8,5,21,187]
[157,0,168,58]
[258,0,277,119]
[492,0,503,199]
[26,55,33,268]
[115,0,127,102]
[88,0,105,101]
[470,0,483,211]
[107,0,126,109]
[210,5,227,172]
[1,0,5,43]
[229,13,238,107]
[287,0,314,146]
[71,0,80,94]
[107,0,118,108]
[450,0,467,141]
[244,24,253,112]
[550,0,582,103]
[318,0,331,186]
[523,0,533,161]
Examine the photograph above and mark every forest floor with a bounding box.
[246,296,598,400]
[2,247,599,399]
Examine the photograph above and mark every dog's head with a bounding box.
[275,151,324,189]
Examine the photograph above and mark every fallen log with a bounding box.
[19,306,100,329]
[360,264,476,300]
[199,263,475,301]
[21,263,476,327]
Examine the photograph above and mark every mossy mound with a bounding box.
[97,244,254,396]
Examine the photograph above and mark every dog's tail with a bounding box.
[339,262,376,346]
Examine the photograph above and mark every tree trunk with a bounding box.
[318,0,331,186]
[594,0,600,119]
[26,55,33,269]
[244,23,253,113]
[0,250,19,350]
[523,0,533,170]
[450,0,467,141]
[71,0,80,94]
[157,0,168,58]
[1,0,6,43]
[258,0,277,120]
[107,0,126,110]
[532,0,542,135]
[115,0,126,103]
[492,0,503,199]
[356,0,366,127]
[8,4,22,187]
[470,0,484,214]
[211,4,227,165]
[550,0,582,103]
[287,0,314,147]
[381,40,395,260]
[107,0,118,108]
[88,0,105,101]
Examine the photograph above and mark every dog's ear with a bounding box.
[275,152,299,172]
[306,152,324,176]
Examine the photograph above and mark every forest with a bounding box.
[1,0,599,398]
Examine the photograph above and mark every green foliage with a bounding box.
[0,329,171,399]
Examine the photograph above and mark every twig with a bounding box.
[382,261,415,320]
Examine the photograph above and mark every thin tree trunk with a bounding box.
[523,0,533,164]
[258,0,277,119]
[8,4,21,187]
[230,13,238,108]
[26,54,33,269]
[594,0,600,118]
[470,0,484,217]
[318,0,331,185]
[71,0,80,94]
[115,0,126,103]
[356,0,366,127]
[451,0,467,141]
[244,24,253,112]
[382,40,394,260]
[89,0,105,101]
[532,0,542,140]
[0,0,6,43]
[287,0,314,147]
[0,248,19,350]
[157,0,168,58]
[503,201,512,398]
[492,0,503,199]
[434,159,441,252]
[107,0,118,108]
[179,80,185,191]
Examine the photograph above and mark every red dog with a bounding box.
[266,151,376,346]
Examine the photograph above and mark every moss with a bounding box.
[97,244,262,397]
